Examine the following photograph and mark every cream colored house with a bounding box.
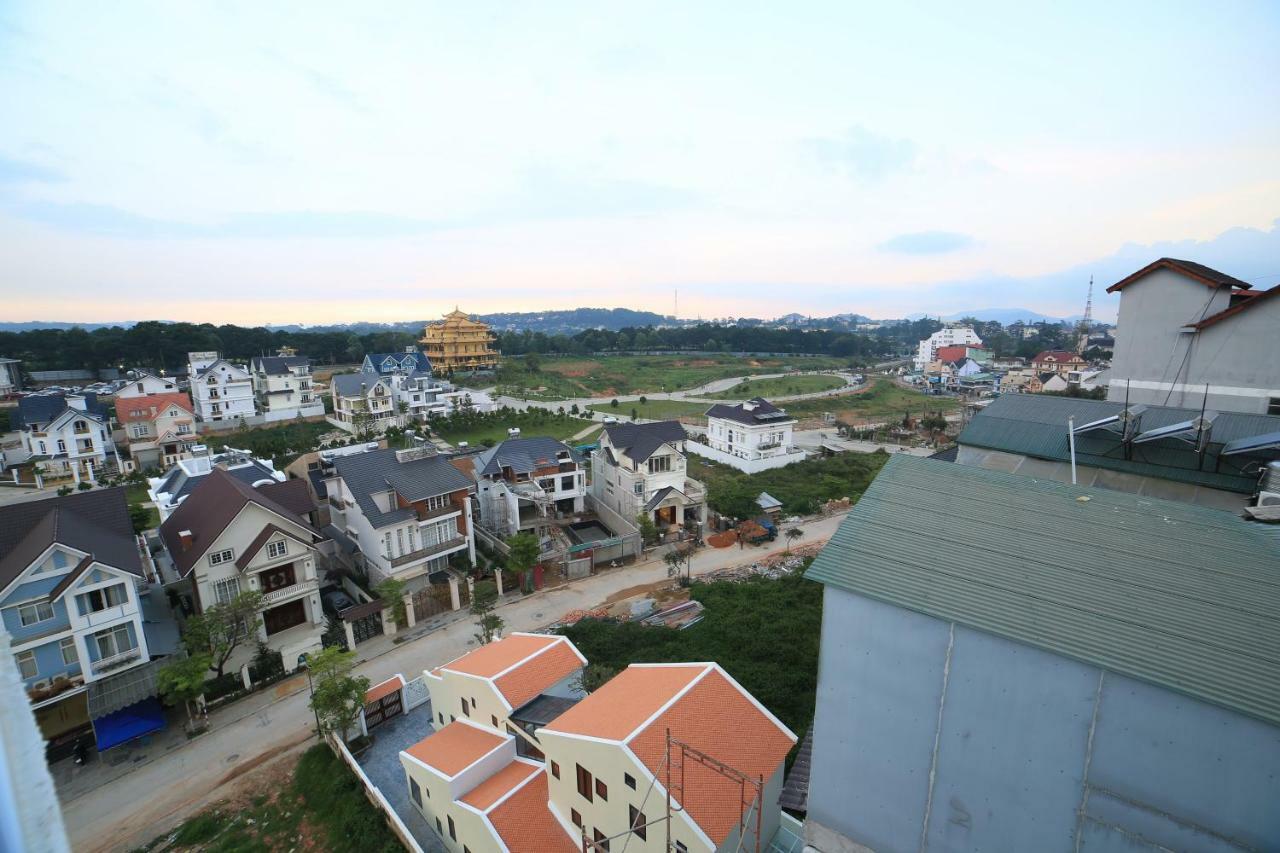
[400,637,796,853]
[591,421,706,534]
[116,392,198,472]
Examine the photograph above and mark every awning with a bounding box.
[93,697,166,752]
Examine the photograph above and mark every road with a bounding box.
[61,511,850,853]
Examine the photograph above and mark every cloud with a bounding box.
[803,126,917,181]
[0,155,63,185]
[878,230,975,255]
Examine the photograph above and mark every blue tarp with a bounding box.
[93,696,166,751]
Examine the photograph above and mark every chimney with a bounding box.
[178,530,194,551]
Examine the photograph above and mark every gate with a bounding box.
[351,611,383,644]
[411,583,453,621]
[364,689,403,730]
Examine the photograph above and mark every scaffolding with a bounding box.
[578,728,766,853]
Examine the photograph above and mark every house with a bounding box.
[157,468,325,668]
[691,398,805,473]
[114,372,177,400]
[330,374,401,435]
[1105,258,1280,415]
[934,344,989,365]
[591,421,706,534]
[14,393,115,482]
[0,488,180,758]
[115,392,198,472]
[802,455,1280,852]
[361,350,434,377]
[250,348,324,422]
[954,392,1280,509]
[1030,350,1086,375]
[0,357,21,396]
[401,636,796,853]
[147,446,284,522]
[913,326,982,370]
[472,438,587,541]
[420,309,500,373]
[326,446,476,589]
[188,352,255,423]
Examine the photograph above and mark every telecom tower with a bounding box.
[1076,275,1094,353]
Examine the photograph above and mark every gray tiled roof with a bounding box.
[14,393,106,429]
[806,455,1280,727]
[251,355,310,375]
[0,488,143,591]
[704,397,796,427]
[603,420,687,464]
[155,459,278,503]
[332,448,474,528]
[475,437,576,477]
[331,373,389,397]
[362,352,433,375]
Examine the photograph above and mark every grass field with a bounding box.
[701,373,848,401]
[783,378,959,423]
[431,408,597,447]
[496,354,854,399]
[586,398,710,422]
[692,449,889,518]
[561,570,822,744]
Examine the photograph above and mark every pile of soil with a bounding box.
[706,529,738,548]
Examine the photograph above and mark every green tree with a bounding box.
[635,512,659,546]
[471,580,504,644]
[373,577,408,630]
[571,662,617,694]
[506,532,540,594]
[183,590,266,677]
[307,646,370,743]
[157,652,213,728]
[351,408,376,440]
[784,526,805,554]
[128,502,152,534]
[524,352,541,372]
[663,545,694,583]
[610,398,619,409]
[638,396,647,405]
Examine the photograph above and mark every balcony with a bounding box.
[388,536,467,568]
[328,495,352,510]
[80,603,132,629]
[91,647,142,676]
[416,503,460,522]
[262,578,318,605]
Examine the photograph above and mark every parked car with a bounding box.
[320,587,355,615]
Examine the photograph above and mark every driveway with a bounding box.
[357,702,444,852]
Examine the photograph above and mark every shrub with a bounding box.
[203,672,244,702]
[293,745,402,853]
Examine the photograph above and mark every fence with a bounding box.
[402,675,429,711]
[684,439,807,474]
[197,411,329,432]
[326,732,424,853]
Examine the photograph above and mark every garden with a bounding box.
[428,406,596,447]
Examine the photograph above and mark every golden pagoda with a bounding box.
[419,308,500,373]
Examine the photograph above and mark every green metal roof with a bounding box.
[956,393,1280,493]
[805,454,1280,727]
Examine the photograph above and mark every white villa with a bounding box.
[147,446,284,521]
[14,393,116,483]
[188,351,255,423]
[690,397,805,474]
[591,421,706,534]
[250,348,324,422]
[114,372,178,400]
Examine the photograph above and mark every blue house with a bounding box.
[0,488,177,759]
[361,350,433,377]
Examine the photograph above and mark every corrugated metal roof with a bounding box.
[957,393,1280,493]
[805,455,1280,727]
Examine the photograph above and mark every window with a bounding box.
[435,818,442,835]
[595,778,608,801]
[212,577,241,604]
[461,697,470,716]
[130,424,149,438]
[633,482,644,496]
[57,440,66,453]
[629,806,647,841]
[209,549,235,566]
[409,777,422,807]
[560,475,574,491]
[77,584,127,616]
[396,528,404,554]
[94,623,135,659]
[570,809,581,828]
[576,764,594,802]
[491,714,498,727]
[447,815,456,840]
[59,637,79,666]
[438,712,444,725]
[425,494,449,511]
[267,540,288,559]
[18,600,55,626]
[177,423,192,435]
[1269,397,1280,416]
[624,773,636,790]
[551,761,560,779]
[675,844,687,853]
[16,651,36,680]
[593,828,610,851]
[648,456,671,474]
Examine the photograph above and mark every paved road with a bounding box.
[62,511,849,853]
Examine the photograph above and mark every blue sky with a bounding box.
[1,1,1277,324]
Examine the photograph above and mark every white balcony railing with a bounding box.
[261,579,319,605]
[79,603,132,629]
[91,647,142,675]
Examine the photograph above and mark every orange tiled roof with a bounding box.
[403,721,505,777]
[495,641,583,709]
[487,769,578,852]
[116,392,194,424]
[628,667,796,846]
[459,759,541,811]
[365,674,405,705]
[440,633,563,679]
[541,664,706,741]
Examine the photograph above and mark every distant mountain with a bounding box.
[477,307,676,333]
[0,320,149,332]
[937,308,1083,324]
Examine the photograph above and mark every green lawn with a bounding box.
[202,419,336,469]
[561,571,823,742]
[783,378,959,423]
[586,398,710,422]
[431,408,596,448]
[692,449,889,518]
[701,373,847,401]
[125,483,151,505]
[133,744,402,853]
[496,354,855,399]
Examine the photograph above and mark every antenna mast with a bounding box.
[1076,276,1094,352]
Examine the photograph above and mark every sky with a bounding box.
[1,1,1278,326]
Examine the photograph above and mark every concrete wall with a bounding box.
[1108,268,1280,414]
[685,439,806,473]
[806,586,1280,853]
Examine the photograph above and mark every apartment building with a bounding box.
[327,447,476,588]
[591,421,706,533]
[14,393,116,482]
[400,633,796,852]
[250,348,324,422]
[913,325,982,370]
[188,352,255,423]
[116,392,198,472]
[472,438,586,540]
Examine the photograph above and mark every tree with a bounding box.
[631,408,639,421]
[638,396,647,405]
[351,408,376,440]
[157,652,213,729]
[784,526,805,554]
[571,662,617,694]
[506,532,540,593]
[635,513,659,546]
[663,545,694,583]
[307,646,370,743]
[183,590,266,677]
[128,502,152,534]
[373,577,407,629]
[471,580,504,644]
[610,398,619,409]
[569,403,579,415]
